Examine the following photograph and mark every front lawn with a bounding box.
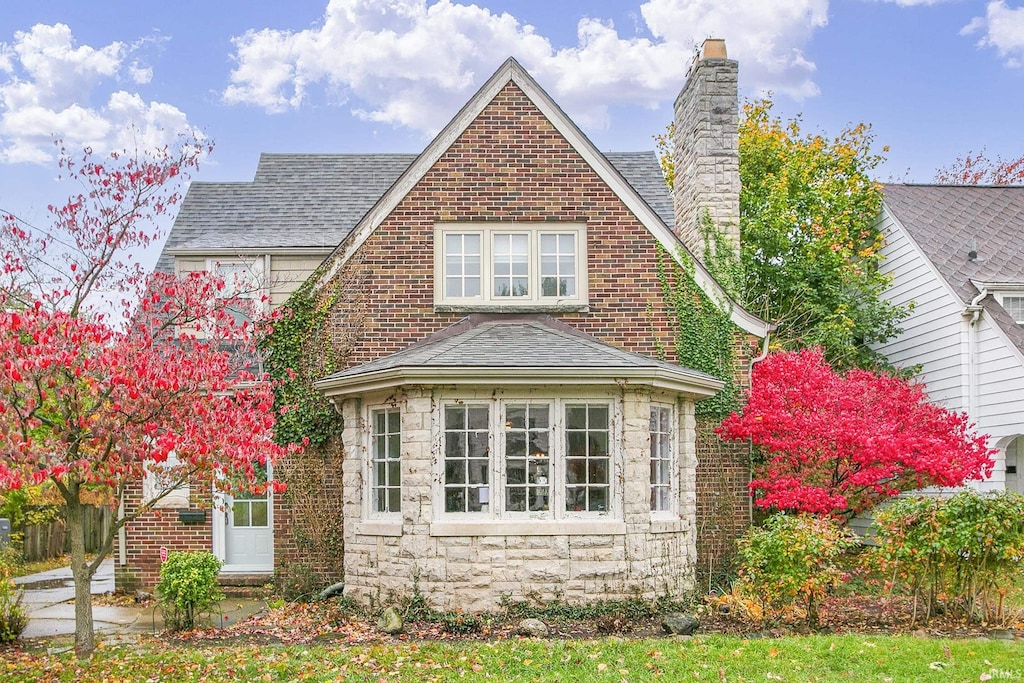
[3,634,1019,682]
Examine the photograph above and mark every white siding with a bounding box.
[874,206,1024,493]
[873,209,966,412]
[173,253,323,311]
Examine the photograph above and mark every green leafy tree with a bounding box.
[658,99,907,369]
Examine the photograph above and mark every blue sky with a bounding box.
[0,0,1022,265]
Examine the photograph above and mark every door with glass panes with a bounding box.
[225,464,273,568]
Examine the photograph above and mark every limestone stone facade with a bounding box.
[338,385,698,611]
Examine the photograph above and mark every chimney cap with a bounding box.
[700,38,727,60]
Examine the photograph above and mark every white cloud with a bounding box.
[128,61,154,84]
[871,0,952,6]
[224,0,829,134]
[0,23,199,164]
[963,1,1024,68]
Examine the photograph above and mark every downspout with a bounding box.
[964,288,988,423]
[117,495,126,566]
[745,326,774,524]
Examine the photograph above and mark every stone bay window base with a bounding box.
[334,384,702,612]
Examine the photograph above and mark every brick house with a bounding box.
[122,39,768,605]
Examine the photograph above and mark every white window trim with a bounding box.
[993,291,1024,325]
[432,396,620,522]
[142,452,190,509]
[433,223,588,309]
[365,405,402,520]
[206,256,270,319]
[649,402,679,520]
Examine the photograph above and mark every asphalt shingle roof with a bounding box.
[882,184,1024,353]
[320,314,718,382]
[157,151,673,273]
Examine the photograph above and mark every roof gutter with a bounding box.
[315,365,725,400]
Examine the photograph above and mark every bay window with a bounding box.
[440,398,614,519]
[649,405,674,513]
[370,408,402,515]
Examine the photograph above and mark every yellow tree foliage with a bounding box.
[658,99,907,369]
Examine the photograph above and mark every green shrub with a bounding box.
[873,490,1024,624]
[734,514,856,628]
[157,551,225,631]
[0,551,27,642]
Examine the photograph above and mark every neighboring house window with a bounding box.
[441,399,614,519]
[142,452,189,509]
[649,405,674,513]
[435,224,586,307]
[999,295,1024,327]
[370,408,402,515]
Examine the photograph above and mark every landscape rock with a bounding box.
[377,607,404,634]
[988,629,1016,641]
[515,618,550,638]
[661,612,699,636]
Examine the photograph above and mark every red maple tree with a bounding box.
[717,349,994,518]
[935,150,1024,185]
[0,141,299,656]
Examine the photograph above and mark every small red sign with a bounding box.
[160,546,168,563]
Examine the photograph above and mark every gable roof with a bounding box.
[882,184,1024,354]
[316,314,724,397]
[158,150,673,271]
[311,57,766,337]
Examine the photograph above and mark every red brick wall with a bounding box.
[326,82,681,366]
[118,479,213,591]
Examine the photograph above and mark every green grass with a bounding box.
[2,634,1019,682]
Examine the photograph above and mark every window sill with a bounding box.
[649,518,688,534]
[355,520,403,537]
[430,519,626,537]
[434,303,590,314]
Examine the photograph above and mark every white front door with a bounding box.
[214,464,274,571]
[225,488,273,568]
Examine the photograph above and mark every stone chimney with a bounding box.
[672,38,740,261]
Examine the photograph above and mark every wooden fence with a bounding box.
[21,506,113,562]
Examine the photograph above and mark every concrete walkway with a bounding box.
[14,558,265,641]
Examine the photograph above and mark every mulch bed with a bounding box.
[158,596,1022,646]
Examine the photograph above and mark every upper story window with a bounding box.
[208,258,265,325]
[998,294,1024,328]
[435,223,587,308]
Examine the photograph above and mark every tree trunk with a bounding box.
[67,495,97,657]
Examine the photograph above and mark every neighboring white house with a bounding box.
[873,184,1024,495]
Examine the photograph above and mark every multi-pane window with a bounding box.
[436,225,585,306]
[211,260,262,326]
[492,234,530,297]
[371,409,401,514]
[233,463,269,528]
[650,406,673,512]
[443,405,491,513]
[444,234,481,298]
[540,234,576,297]
[565,404,610,513]
[504,403,551,513]
[1001,295,1024,327]
[440,399,613,518]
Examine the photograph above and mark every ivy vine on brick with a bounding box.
[656,212,742,419]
